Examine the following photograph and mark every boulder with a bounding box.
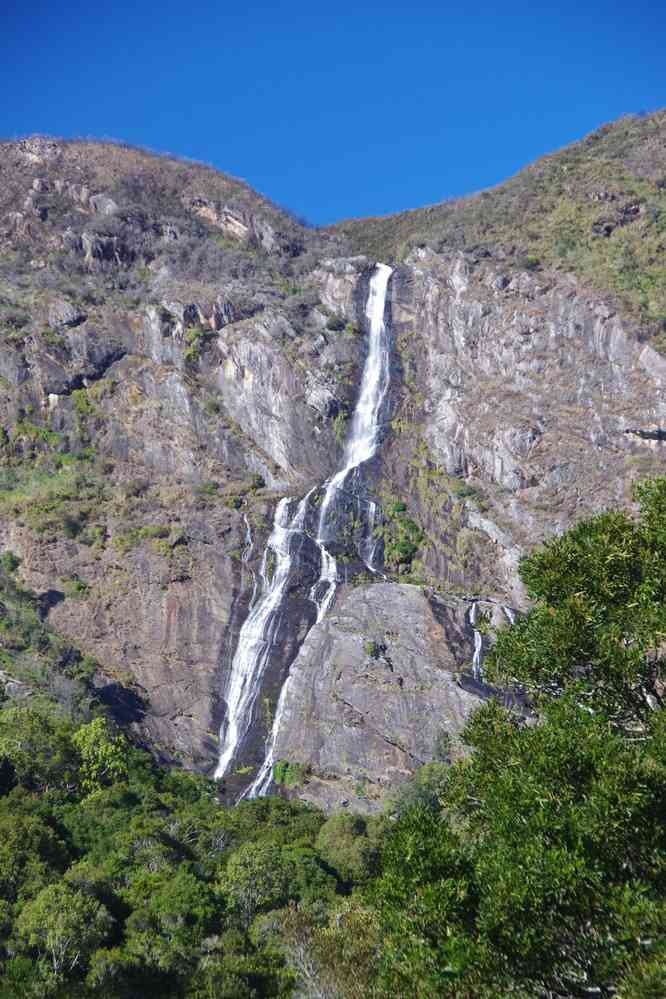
[47,299,87,329]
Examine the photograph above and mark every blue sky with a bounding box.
[2,1,664,223]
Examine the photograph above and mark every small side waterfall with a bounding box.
[216,264,393,792]
[467,603,517,683]
[469,601,484,680]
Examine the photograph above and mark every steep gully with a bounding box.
[215,264,394,794]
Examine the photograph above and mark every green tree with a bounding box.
[367,482,666,997]
[16,882,113,978]
[487,478,666,726]
[71,717,129,793]
[221,843,291,927]
[371,700,666,997]
[123,868,217,973]
[0,703,77,793]
[0,805,69,905]
[315,813,379,885]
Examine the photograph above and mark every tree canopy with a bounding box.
[1,479,666,996]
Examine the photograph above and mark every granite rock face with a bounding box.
[385,249,666,605]
[0,138,364,770]
[272,584,493,812]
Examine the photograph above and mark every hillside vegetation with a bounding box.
[335,110,666,341]
[0,135,343,344]
[1,479,665,997]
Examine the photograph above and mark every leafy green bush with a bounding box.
[273,759,307,788]
[111,523,170,553]
[0,551,20,574]
[182,325,215,364]
[380,499,424,570]
[363,639,386,659]
[0,459,107,538]
[61,575,89,599]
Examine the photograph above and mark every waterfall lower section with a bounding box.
[215,264,393,795]
[214,495,311,779]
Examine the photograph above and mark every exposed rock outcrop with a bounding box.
[385,249,666,603]
[272,583,492,812]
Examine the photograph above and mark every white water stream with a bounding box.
[214,493,311,779]
[309,263,393,615]
[215,264,393,791]
[469,601,484,680]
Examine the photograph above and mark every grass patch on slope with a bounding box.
[334,111,666,335]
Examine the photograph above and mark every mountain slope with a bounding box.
[334,110,666,343]
[1,120,666,810]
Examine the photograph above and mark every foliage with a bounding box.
[0,551,20,574]
[272,759,307,788]
[0,456,107,538]
[0,696,336,997]
[378,495,424,571]
[359,479,666,998]
[332,408,348,445]
[111,523,171,553]
[17,883,113,978]
[182,326,215,364]
[0,555,97,710]
[486,477,666,725]
[71,718,128,793]
[1,477,666,997]
[314,814,382,885]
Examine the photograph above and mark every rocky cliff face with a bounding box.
[383,248,666,605]
[272,583,499,812]
[2,121,666,810]
[0,137,365,770]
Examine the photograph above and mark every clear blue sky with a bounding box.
[2,1,664,224]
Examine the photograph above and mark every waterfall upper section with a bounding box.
[215,263,393,794]
[316,263,393,542]
[311,262,393,613]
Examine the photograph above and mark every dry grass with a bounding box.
[333,110,666,336]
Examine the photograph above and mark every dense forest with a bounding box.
[1,478,665,998]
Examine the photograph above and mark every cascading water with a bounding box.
[469,601,484,680]
[309,263,393,611]
[467,604,517,682]
[214,493,311,779]
[216,264,393,792]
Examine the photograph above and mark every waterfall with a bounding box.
[214,493,311,779]
[363,499,380,571]
[243,674,292,798]
[503,605,516,626]
[310,262,393,612]
[469,601,483,680]
[216,264,393,791]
